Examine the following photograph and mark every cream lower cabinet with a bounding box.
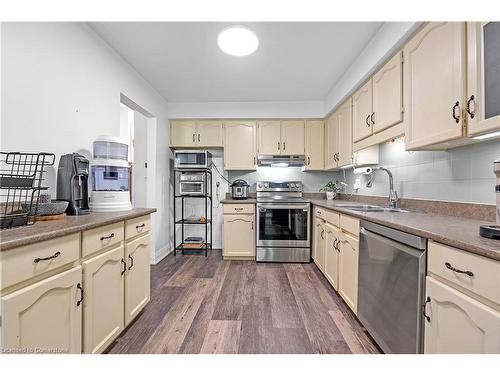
[82,245,125,354]
[324,223,340,291]
[313,217,326,272]
[224,121,257,170]
[124,234,151,326]
[403,22,466,150]
[304,120,324,170]
[338,227,359,314]
[223,204,255,259]
[424,277,500,353]
[1,266,82,354]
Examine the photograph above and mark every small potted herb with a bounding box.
[320,180,342,200]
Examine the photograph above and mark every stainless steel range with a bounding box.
[256,181,311,263]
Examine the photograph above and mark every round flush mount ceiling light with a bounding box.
[217,26,259,56]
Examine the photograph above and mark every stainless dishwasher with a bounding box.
[358,220,427,354]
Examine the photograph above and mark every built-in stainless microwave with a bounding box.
[174,150,212,169]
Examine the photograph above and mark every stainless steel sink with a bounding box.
[334,203,409,213]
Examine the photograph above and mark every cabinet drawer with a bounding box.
[0,233,80,290]
[428,241,500,305]
[340,214,360,237]
[223,204,255,214]
[125,215,151,240]
[314,206,326,219]
[326,210,340,227]
[82,221,124,258]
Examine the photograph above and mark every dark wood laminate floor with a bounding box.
[106,250,381,354]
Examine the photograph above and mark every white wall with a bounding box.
[1,22,170,263]
[167,101,325,119]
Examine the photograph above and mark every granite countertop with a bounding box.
[0,208,157,251]
[221,198,257,204]
[310,199,499,261]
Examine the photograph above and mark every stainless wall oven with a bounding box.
[256,181,311,263]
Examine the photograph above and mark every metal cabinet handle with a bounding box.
[278,141,280,150]
[366,115,371,127]
[198,134,201,142]
[254,156,256,165]
[320,229,325,239]
[283,142,286,150]
[466,95,476,119]
[308,156,310,165]
[251,221,254,230]
[76,283,84,307]
[121,258,127,275]
[333,238,338,248]
[423,297,431,323]
[100,233,115,241]
[128,254,134,270]
[34,251,61,263]
[452,101,460,123]
[445,262,474,277]
[136,223,146,230]
[371,112,375,125]
[336,238,341,251]
[193,133,195,142]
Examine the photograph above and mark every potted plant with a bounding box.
[320,180,342,200]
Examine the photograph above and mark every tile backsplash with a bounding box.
[343,138,500,205]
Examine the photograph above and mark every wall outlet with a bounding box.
[354,178,361,190]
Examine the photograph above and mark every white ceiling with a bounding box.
[89,22,383,103]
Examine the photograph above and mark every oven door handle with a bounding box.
[257,204,310,211]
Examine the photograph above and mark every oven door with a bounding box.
[257,203,310,247]
[179,181,205,195]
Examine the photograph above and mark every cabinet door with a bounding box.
[313,218,325,271]
[404,22,466,150]
[82,246,124,354]
[324,223,340,291]
[223,214,255,257]
[325,112,339,169]
[467,22,500,136]
[281,120,305,155]
[1,266,82,353]
[338,230,359,314]
[372,51,403,133]
[338,98,354,167]
[258,120,281,155]
[170,120,197,147]
[224,121,257,170]
[352,80,373,142]
[304,120,324,170]
[424,277,500,354]
[125,234,150,326]
[197,120,223,147]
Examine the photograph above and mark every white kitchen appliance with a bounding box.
[480,160,500,239]
[90,136,132,212]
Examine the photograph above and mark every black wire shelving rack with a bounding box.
[173,168,212,257]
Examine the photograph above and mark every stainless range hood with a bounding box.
[257,155,306,167]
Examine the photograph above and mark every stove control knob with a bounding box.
[258,183,263,189]
[290,183,296,188]
[264,183,269,188]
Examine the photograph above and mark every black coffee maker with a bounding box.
[57,153,90,215]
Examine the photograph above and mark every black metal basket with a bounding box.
[0,152,55,229]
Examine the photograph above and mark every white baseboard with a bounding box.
[152,245,173,264]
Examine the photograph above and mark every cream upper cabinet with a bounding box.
[304,120,324,170]
[170,120,197,147]
[337,98,354,167]
[372,51,403,133]
[223,212,255,259]
[281,120,305,155]
[1,266,82,353]
[403,22,466,150]
[352,80,373,143]
[424,277,500,354]
[313,218,326,272]
[324,223,340,291]
[82,246,125,354]
[124,234,151,326]
[258,120,281,155]
[197,120,223,147]
[467,22,500,137]
[325,112,339,170]
[338,230,359,314]
[224,121,257,170]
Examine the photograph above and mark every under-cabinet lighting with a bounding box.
[472,131,500,140]
[271,162,289,168]
[340,163,356,170]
